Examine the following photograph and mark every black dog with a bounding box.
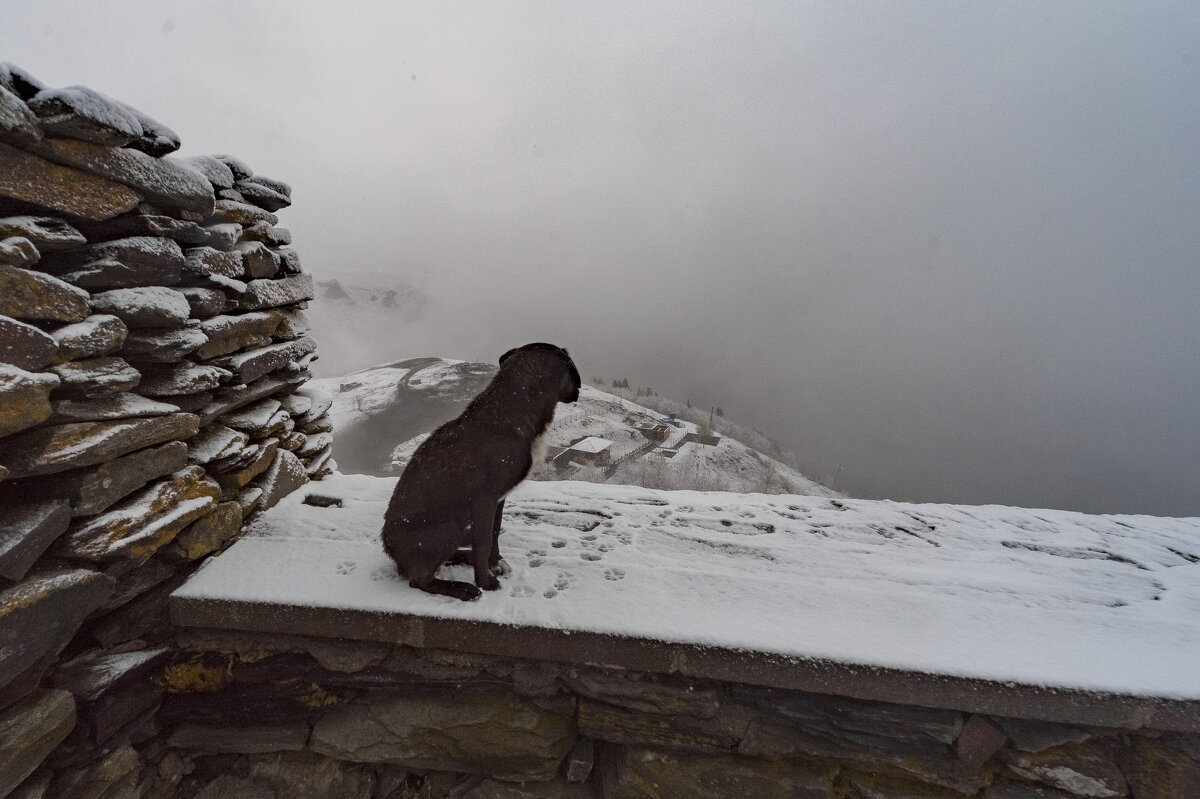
[381,343,581,600]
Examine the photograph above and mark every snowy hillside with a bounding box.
[307,359,838,497]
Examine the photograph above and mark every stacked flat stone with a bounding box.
[0,62,330,796]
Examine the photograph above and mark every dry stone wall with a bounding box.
[0,63,332,797]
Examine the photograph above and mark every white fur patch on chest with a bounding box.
[530,430,549,469]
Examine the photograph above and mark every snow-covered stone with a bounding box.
[209,336,316,385]
[118,101,180,157]
[0,314,57,369]
[0,84,42,146]
[74,214,208,246]
[220,398,282,434]
[57,465,220,564]
[26,137,214,215]
[89,285,191,328]
[48,314,128,364]
[0,498,71,581]
[209,198,276,226]
[48,392,180,424]
[253,449,309,513]
[175,287,228,319]
[187,424,249,465]
[168,501,243,561]
[235,241,281,279]
[196,311,281,360]
[23,439,190,518]
[183,246,242,279]
[199,222,241,251]
[214,154,253,181]
[233,178,291,212]
[239,221,291,247]
[0,62,44,100]
[49,355,141,399]
[136,362,229,396]
[27,85,142,146]
[0,234,38,268]
[0,260,90,324]
[0,412,199,478]
[171,155,235,189]
[0,141,142,220]
[119,324,208,362]
[0,364,58,437]
[0,216,86,251]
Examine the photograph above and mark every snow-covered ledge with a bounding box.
[170,473,1200,734]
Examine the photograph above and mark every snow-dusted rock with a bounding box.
[18,440,190,518]
[0,690,75,795]
[0,84,42,146]
[233,177,290,212]
[239,221,291,247]
[187,424,249,465]
[175,287,228,319]
[171,155,235,190]
[0,412,199,479]
[49,314,128,364]
[57,465,221,564]
[0,235,38,268]
[238,274,313,311]
[252,449,308,514]
[118,101,180,157]
[220,398,282,435]
[214,154,253,181]
[168,500,243,561]
[74,214,209,246]
[0,498,71,581]
[277,392,312,418]
[196,311,281,360]
[209,198,276,226]
[273,308,312,340]
[0,141,143,220]
[0,62,45,100]
[0,259,93,324]
[26,137,214,216]
[119,324,208,362]
[199,222,241,251]
[183,246,243,279]
[0,315,58,369]
[47,392,180,425]
[0,216,86,252]
[213,439,279,492]
[0,364,59,437]
[48,355,141,399]
[38,236,184,284]
[27,85,142,146]
[136,362,229,396]
[235,241,281,279]
[89,286,191,328]
[209,336,317,385]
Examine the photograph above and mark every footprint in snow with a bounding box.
[604,568,625,581]
[335,561,357,575]
[581,552,602,562]
[509,584,537,598]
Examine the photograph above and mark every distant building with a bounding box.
[567,436,614,466]
[636,423,671,442]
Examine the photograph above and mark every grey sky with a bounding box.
[5,2,1198,514]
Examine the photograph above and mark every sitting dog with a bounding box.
[381,343,581,600]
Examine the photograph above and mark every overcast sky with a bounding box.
[5,2,1198,515]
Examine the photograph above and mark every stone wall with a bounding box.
[0,63,331,797]
[142,630,1200,798]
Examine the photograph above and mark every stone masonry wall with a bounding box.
[151,630,1198,799]
[0,63,332,797]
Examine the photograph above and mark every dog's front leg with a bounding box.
[489,499,512,576]
[471,500,501,591]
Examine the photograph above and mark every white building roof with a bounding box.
[571,436,613,453]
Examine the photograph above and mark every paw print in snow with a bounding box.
[510,584,537,599]
[604,568,626,581]
[580,552,602,562]
[335,561,357,576]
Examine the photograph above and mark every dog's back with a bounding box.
[382,343,580,600]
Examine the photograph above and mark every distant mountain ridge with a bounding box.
[309,359,839,497]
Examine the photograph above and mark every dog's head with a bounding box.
[499,342,581,404]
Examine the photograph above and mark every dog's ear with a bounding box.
[499,347,516,365]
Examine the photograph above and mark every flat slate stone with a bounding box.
[210,335,317,385]
[49,355,141,399]
[0,235,38,268]
[239,221,291,247]
[234,178,290,212]
[0,84,42,146]
[120,324,208,362]
[58,465,220,564]
[54,645,171,702]
[209,198,276,226]
[0,216,86,251]
[28,134,215,216]
[4,439,189,518]
[176,287,228,319]
[73,213,208,246]
[200,222,241,251]
[187,423,249,464]
[235,241,281,279]
[220,398,282,433]
[0,689,77,798]
[274,308,312,340]
[137,362,229,396]
[0,63,45,100]
[48,392,179,424]
[196,311,281,360]
[0,141,142,220]
[171,155,235,189]
[0,315,57,369]
[184,246,243,279]
[196,373,305,426]
[38,236,186,289]
[169,500,244,561]
[238,274,313,311]
[49,313,128,364]
[0,364,58,438]
[0,498,71,581]
[0,260,91,324]
[252,449,308,513]
[0,568,113,690]
[0,412,199,479]
[214,439,279,492]
[89,285,191,328]
[120,101,181,157]
[27,86,141,146]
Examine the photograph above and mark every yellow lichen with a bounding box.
[162,655,233,693]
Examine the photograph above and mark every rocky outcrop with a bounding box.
[0,62,330,797]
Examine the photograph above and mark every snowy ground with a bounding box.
[176,471,1200,700]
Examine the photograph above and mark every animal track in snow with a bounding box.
[510,584,537,598]
[604,568,626,581]
[581,552,602,562]
[335,561,357,575]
